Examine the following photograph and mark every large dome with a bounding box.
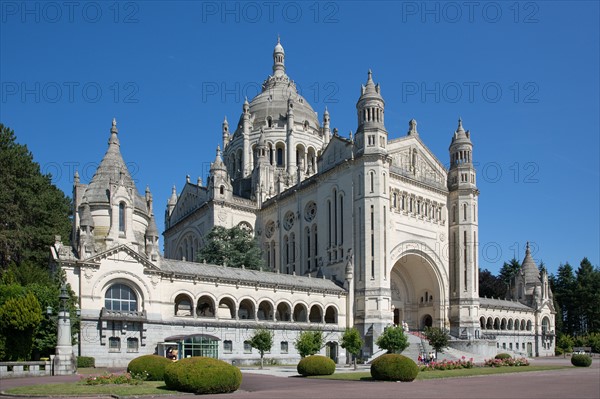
[232,39,320,136]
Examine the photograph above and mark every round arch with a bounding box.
[174,293,193,317]
[217,296,236,319]
[276,301,292,322]
[389,245,448,329]
[309,304,323,323]
[293,303,308,322]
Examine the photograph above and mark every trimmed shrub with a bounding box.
[297,355,336,376]
[77,356,95,368]
[370,354,419,382]
[127,355,172,381]
[571,354,592,367]
[164,357,242,394]
[495,353,511,360]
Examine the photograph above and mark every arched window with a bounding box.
[118,202,126,232]
[452,205,457,223]
[105,283,137,312]
[277,147,284,166]
[463,203,467,221]
[219,185,224,195]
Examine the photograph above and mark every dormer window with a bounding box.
[267,117,273,128]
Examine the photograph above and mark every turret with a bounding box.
[242,98,251,177]
[322,107,331,147]
[145,213,159,262]
[354,70,387,156]
[286,97,296,181]
[209,146,233,200]
[273,36,285,78]
[222,116,230,148]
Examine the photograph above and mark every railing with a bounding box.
[0,360,52,378]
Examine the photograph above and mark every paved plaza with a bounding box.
[0,358,598,399]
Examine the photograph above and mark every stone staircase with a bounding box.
[366,331,494,365]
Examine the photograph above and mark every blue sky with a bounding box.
[1,1,598,276]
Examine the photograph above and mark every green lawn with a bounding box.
[310,365,570,381]
[5,381,176,396]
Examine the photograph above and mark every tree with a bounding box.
[197,226,263,270]
[478,268,505,298]
[423,327,450,358]
[294,331,323,357]
[340,327,363,370]
[249,329,273,369]
[553,263,577,335]
[0,124,71,269]
[498,258,521,297]
[575,258,600,334]
[375,325,409,354]
[0,291,42,360]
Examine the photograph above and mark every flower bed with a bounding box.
[484,357,529,367]
[420,356,474,371]
[81,372,144,385]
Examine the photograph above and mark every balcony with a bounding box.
[100,307,147,322]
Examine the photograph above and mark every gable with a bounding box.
[79,244,159,271]
[170,183,208,224]
[388,136,447,189]
[318,135,353,173]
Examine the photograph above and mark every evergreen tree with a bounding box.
[0,291,42,360]
[478,268,505,298]
[0,124,71,269]
[249,328,273,369]
[554,263,577,335]
[375,325,409,354]
[575,258,600,334]
[498,258,521,297]
[197,226,263,270]
[340,327,363,370]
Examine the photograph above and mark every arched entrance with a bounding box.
[390,250,445,331]
[326,342,338,364]
[422,314,433,328]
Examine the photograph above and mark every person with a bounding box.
[166,347,173,359]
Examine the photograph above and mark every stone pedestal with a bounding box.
[53,310,75,375]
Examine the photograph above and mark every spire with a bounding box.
[457,117,464,133]
[521,241,541,284]
[146,213,159,238]
[108,117,120,146]
[74,170,80,185]
[168,185,177,206]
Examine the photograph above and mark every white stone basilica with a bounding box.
[52,40,555,367]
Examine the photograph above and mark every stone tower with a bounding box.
[447,118,480,338]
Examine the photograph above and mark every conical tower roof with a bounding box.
[521,242,540,284]
[84,119,147,211]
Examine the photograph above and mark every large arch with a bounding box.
[389,246,447,330]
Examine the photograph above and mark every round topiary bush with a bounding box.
[370,354,419,382]
[495,353,512,360]
[571,354,592,367]
[127,355,172,381]
[297,355,336,376]
[164,357,242,394]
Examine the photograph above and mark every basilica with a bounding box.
[52,40,555,367]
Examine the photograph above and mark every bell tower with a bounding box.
[448,118,480,339]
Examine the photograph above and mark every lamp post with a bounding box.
[54,283,75,375]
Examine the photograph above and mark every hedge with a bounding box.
[571,354,592,367]
[370,354,419,382]
[164,357,242,394]
[77,356,95,368]
[495,353,511,360]
[127,355,173,381]
[297,355,336,376]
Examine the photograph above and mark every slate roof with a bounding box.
[158,257,346,293]
[479,297,532,311]
[84,120,147,212]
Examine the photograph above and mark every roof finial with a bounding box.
[457,117,464,132]
[526,241,530,253]
[277,34,280,44]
